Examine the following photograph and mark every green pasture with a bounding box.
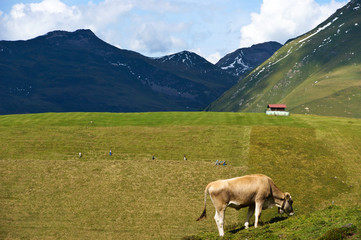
[0,112,360,239]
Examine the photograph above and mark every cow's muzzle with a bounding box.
[278,207,294,216]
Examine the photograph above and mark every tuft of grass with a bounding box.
[318,223,357,240]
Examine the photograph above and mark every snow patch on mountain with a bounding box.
[221,51,250,71]
[299,22,333,43]
[156,51,208,69]
[110,62,137,76]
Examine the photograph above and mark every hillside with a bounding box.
[0,30,238,114]
[1,112,361,239]
[208,0,361,118]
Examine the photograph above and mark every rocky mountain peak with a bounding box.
[216,41,282,77]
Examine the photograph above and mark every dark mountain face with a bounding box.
[153,51,238,92]
[0,30,239,114]
[216,41,283,77]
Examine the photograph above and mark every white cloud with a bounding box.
[1,0,80,40]
[129,21,188,54]
[0,0,350,60]
[0,0,133,40]
[239,0,348,47]
[0,0,190,56]
[206,52,222,64]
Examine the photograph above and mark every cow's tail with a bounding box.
[196,183,211,221]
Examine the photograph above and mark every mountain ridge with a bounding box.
[207,0,361,118]
[0,29,282,114]
[0,29,235,114]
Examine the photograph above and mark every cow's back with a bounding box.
[209,174,272,206]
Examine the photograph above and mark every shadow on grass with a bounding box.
[183,216,289,239]
[182,236,203,240]
[267,215,288,224]
[228,216,288,234]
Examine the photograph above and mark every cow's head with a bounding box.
[278,192,294,216]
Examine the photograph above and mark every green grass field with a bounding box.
[0,112,360,239]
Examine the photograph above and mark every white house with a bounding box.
[266,104,290,116]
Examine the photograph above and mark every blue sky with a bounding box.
[0,0,348,63]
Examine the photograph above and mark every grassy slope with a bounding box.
[0,112,360,239]
[208,0,361,118]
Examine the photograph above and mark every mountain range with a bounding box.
[2,0,358,117]
[0,29,278,114]
[208,0,361,118]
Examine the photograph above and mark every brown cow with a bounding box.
[197,174,294,236]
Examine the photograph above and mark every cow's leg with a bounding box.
[244,204,255,229]
[254,201,264,228]
[214,207,226,236]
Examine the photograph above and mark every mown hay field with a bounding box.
[0,112,360,239]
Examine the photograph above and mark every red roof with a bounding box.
[268,104,287,108]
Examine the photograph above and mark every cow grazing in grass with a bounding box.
[197,174,294,236]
